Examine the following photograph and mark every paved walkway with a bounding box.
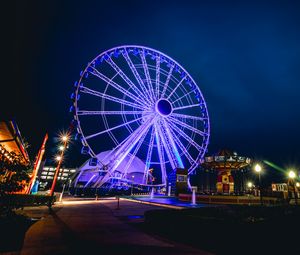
[20,199,213,255]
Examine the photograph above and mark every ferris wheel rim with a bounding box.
[72,45,210,185]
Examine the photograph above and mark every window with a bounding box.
[177,175,186,182]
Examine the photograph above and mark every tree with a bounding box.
[0,150,31,215]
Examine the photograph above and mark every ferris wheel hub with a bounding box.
[155,99,173,117]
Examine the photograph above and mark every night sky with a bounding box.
[11,0,300,181]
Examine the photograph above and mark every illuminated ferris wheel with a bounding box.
[71,45,210,188]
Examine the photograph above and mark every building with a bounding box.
[0,120,30,166]
[38,164,77,191]
[0,120,30,191]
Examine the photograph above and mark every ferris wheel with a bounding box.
[71,45,210,188]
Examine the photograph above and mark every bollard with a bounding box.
[168,183,171,197]
[192,188,196,205]
[150,188,154,199]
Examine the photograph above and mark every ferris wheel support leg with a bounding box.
[84,174,96,188]
[123,130,149,179]
[93,118,155,188]
[74,171,83,187]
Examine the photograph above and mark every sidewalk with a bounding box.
[20,199,213,255]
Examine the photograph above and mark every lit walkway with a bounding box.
[21,198,213,255]
[127,195,217,208]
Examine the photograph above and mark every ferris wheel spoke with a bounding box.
[104,55,147,105]
[143,126,155,184]
[77,110,145,116]
[85,116,144,140]
[161,64,175,98]
[154,124,167,185]
[172,89,197,104]
[88,66,146,107]
[93,117,155,188]
[81,87,145,110]
[122,129,149,179]
[155,123,178,171]
[155,55,160,100]
[140,50,156,102]
[166,77,186,100]
[173,103,201,111]
[122,51,152,101]
[170,112,207,121]
[161,119,184,168]
[168,120,204,152]
[168,124,196,165]
[169,117,208,137]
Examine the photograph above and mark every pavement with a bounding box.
[19,198,214,255]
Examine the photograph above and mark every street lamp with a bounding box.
[247,181,253,193]
[62,135,68,142]
[287,170,297,205]
[49,133,70,199]
[55,155,62,161]
[254,163,263,205]
[247,181,253,205]
[247,181,253,189]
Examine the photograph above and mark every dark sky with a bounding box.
[11,0,300,178]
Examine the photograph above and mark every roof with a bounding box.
[201,148,251,170]
[0,120,30,165]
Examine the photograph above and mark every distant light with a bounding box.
[288,170,296,179]
[132,175,135,178]
[296,182,300,187]
[254,164,262,173]
[247,182,253,188]
[59,145,65,151]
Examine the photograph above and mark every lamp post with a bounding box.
[49,134,70,199]
[254,164,263,205]
[247,181,253,205]
[287,170,297,205]
[296,182,300,205]
[247,181,253,192]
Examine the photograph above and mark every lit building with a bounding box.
[0,120,30,189]
[37,165,77,190]
[0,120,30,166]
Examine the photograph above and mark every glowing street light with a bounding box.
[61,135,69,142]
[288,170,296,179]
[254,163,263,205]
[247,181,253,189]
[59,145,65,151]
[254,164,262,173]
[49,132,71,198]
[287,169,297,205]
[55,155,62,161]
